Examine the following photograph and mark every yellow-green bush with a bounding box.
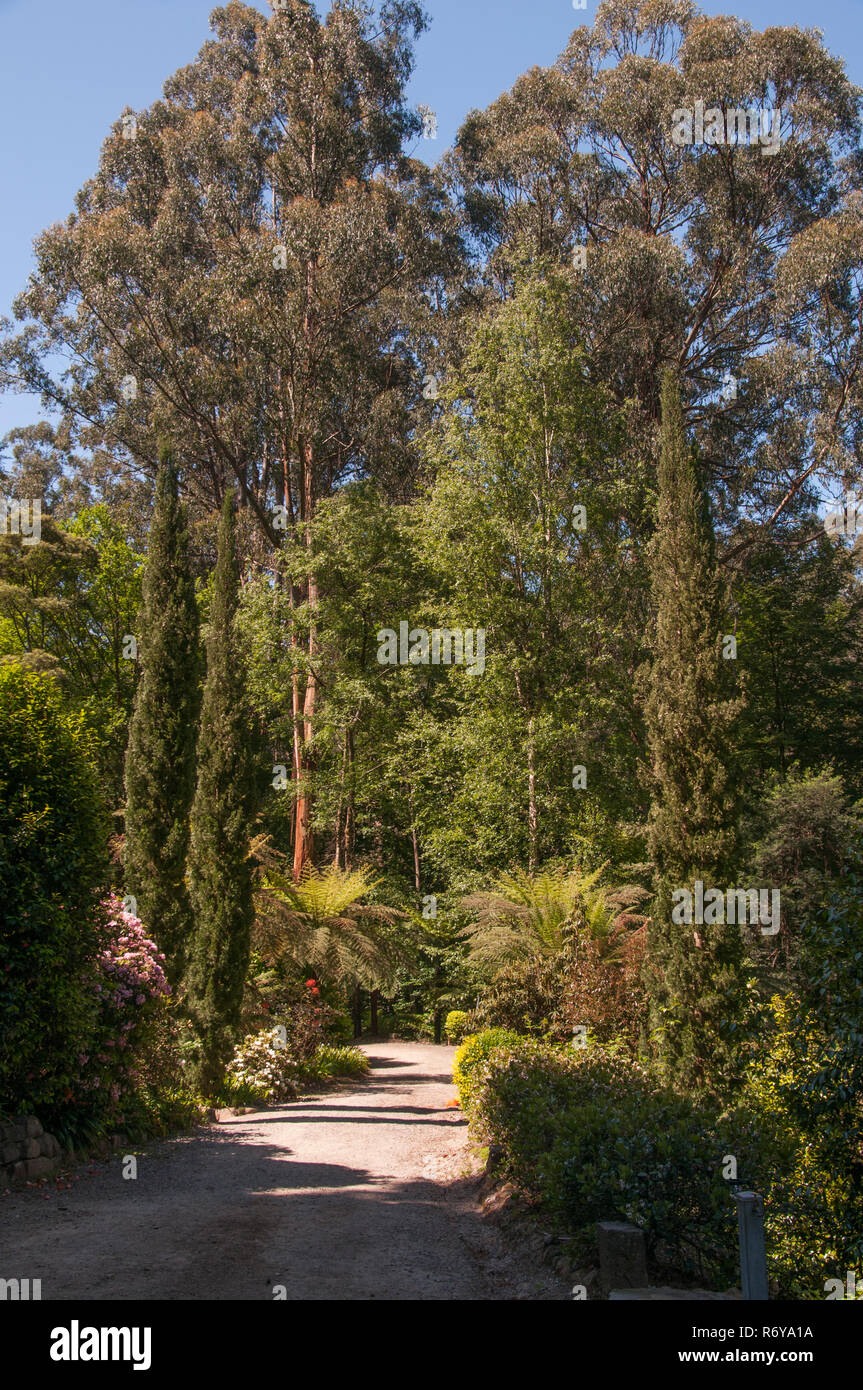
[452,1029,522,1112]
[742,995,863,1298]
[444,1010,471,1044]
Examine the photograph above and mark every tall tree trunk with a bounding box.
[370,989,379,1036]
[514,673,538,872]
[292,436,317,881]
[352,984,363,1040]
[334,728,348,869]
[527,715,538,873]
[344,729,355,870]
[408,784,421,895]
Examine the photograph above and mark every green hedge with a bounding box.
[0,667,107,1114]
[462,1028,862,1297]
[444,1010,471,1044]
[470,1035,743,1282]
[452,1028,523,1113]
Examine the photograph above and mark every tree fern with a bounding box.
[255,848,408,990]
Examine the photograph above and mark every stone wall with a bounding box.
[0,1116,63,1184]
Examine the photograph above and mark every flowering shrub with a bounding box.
[70,895,170,1118]
[242,962,337,1059]
[226,1027,299,1102]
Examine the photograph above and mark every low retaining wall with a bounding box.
[0,1116,63,1184]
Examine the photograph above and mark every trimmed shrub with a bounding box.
[466,1037,766,1285]
[452,1029,522,1113]
[0,666,107,1114]
[444,1010,471,1044]
[479,1043,742,1278]
[467,1027,862,1297]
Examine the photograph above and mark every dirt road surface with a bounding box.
[1,1042,563,1301]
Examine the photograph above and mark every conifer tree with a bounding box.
[644,371,747,1094]
[123,449,200,985]
[186,491,259,1095]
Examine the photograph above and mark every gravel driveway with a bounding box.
[1,1042,558,1301]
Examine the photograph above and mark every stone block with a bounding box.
[1,1122,27,1145]
[1,1142,22,1165]
[597,1221,649,1292]
[25,1157,56,1180]
[40,1134,61,1159]
[24,1116,43,1138]
[11,1161,28,1183]
[23,1138,41,1160]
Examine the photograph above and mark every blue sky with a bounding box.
[0,0,860,439]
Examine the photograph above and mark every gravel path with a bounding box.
[1,1042,553,1301]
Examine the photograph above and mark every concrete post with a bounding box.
[734,1190,769,1300]
[597,1221,648,1292]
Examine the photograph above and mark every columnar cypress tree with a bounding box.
[644,371,747,1094]
[123,449,200,985]
[186,491,259,1095]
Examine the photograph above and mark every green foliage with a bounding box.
[256,855,408,991]
[297,1044,370,1084]
[443,1011,471,1044]
[467,1016,863,1297]
[0,500,144,802]
[461,864,612,970]
[186,493,259,1095]
[735,530,863,797]
[382,909,476,1045]
[123,456,200,984]
[0,666,107,1113]
[113,1086,209,1144]
[474,904,647,1052]
[472,1039,747,1284]
[415,267,647,878]
[742,995,863,1295]
[796,872,863,1115]
[749,769,863,957]
[452,1029,523,1114]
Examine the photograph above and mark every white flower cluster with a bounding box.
[226,1027,299,1101]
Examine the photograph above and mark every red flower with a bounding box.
[305,979,317,989]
